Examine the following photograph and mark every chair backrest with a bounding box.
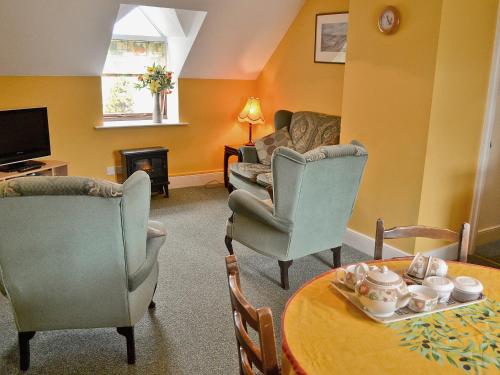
[272,141,368,259]
[0,171,151,332]
[225,255,279,375]
[374,218,470,262]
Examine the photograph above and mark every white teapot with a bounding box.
[354,264,411,317]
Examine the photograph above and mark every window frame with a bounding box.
[102,34,168,121]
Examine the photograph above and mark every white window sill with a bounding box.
[95,119,189,129]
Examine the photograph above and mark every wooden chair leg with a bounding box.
[148,283,157,309]
[227,182,234,194]
[278,260,293,290]
[18,331,35,371]
[117,327,136,365]
[225,236,234,255]
[331,246,342,268]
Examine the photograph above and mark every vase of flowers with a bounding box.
[136,64,175,124]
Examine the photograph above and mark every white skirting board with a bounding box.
[169,172,224,189]
[476,224,500,245]
[342,227,459,261]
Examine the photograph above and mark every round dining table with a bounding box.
[281,259,499,375]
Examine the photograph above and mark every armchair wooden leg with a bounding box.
[227,182,234,194]
[117,327,136,365]
[225,236,234,255]
[278,260,293,290]
[331,246,342,268]
[148,283,157,309]
[19,331,35,371]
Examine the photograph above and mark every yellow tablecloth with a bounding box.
[282,259,499,375]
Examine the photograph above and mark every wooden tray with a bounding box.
[330,280,486,324]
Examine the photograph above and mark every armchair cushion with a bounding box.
[239,146,259,163]
[289,111,341,153]
[229,162,271,183]
[254,127,294,166]
[256,172,273,187]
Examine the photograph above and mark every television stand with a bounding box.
[0,160,46,173]
[0,160,68,181]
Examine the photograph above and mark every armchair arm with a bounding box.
[238,146,259,163]
[128,220,166,292]
[228,190,292,233]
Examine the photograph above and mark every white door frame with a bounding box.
[469,5,500,253]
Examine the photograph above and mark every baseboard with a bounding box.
[169,172,224,189]
[477,224,500,245]
[342,227,459,260]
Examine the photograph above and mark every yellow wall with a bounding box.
[257,0,498,253]
[341,0,445,251]
[257,0,348,128]
[0,77,257,180]
[416,0,498,251]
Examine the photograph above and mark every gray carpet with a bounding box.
[0,186,370,374]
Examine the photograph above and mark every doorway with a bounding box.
[470,8,500,268]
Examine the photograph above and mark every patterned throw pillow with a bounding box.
[289,111,341,154]
[255,127,294,165]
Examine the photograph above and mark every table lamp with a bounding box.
[237,97,264,146]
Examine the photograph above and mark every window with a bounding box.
[102,39,167,119]
[100,4,207,125]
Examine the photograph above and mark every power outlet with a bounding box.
[106,166,116,176]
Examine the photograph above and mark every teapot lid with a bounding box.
[366,265,402,286]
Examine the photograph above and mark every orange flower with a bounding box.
[359,284,369,296]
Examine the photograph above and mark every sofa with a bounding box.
[228,110,341,199]
[0,171,165,370]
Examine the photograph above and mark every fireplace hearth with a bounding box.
[120,147,169,197]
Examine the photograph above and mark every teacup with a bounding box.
[423,276,454,303]
[425,256,448,278]
[336,263,369,290]
[408,285,438,313]
[407,253,429,279]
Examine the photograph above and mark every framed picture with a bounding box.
[314,12,349,64]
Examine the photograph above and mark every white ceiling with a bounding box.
[0,0,304,79]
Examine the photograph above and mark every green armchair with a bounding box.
[0,171,165,371]
[225,142,368,289]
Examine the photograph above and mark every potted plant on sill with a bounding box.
[136,64,175,124]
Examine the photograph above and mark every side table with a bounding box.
[224,144,244,188]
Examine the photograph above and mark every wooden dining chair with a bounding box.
[374,218,470,262]
[225,255,280,375]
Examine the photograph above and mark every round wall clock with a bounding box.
[378,6,400,34]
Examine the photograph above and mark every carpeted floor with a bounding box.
[0,186,370,374]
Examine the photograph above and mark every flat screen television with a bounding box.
[0,107,51,171]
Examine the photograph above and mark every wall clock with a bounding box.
[378,6,400,34]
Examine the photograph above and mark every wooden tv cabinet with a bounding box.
[0,160,68,182]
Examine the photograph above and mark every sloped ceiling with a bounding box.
[0,0,304,79]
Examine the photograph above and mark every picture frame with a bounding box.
[314,12,349,64]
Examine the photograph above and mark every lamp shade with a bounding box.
[238,97,264,125]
